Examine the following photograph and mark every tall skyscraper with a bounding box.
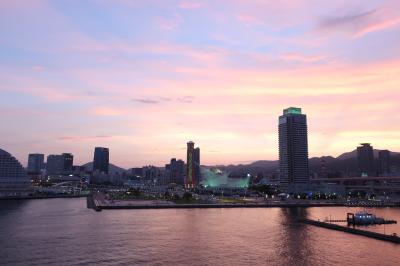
[278,107,309,192]
[186,141,200,189]
[93,147,109,174]
[27,153,44,174]
[378,150,390,176]
[357,143,374,177]
[193,148,200,184]
[62,153,73,171]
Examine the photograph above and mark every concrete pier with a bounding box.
[300,218,400,244]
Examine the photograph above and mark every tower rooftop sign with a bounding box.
[283,107,302,115]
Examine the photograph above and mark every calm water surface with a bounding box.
[0,198,399,265]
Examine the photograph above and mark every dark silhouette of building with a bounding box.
[0,149,32,197]
[357,143,374,177]
[194,148,200,183]
[93,147,109,174]
[279,107,309,192]
[186,141,200,189]
[45,153,74,175]
[62,153,73,172]
[165,158,185,185]
[27,153,44,174]
[378,150,390,176]
[46,154,64,175]
[143,165,159,181]
[131,167,143,177]
[319,158,327,179]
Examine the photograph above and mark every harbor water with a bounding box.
[0,198,399,265]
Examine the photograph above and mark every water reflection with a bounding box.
[277,208,313,265]
[0,199,399,265]
[0,199,28,214]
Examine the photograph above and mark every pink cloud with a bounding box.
[3,0,400,166]
[178,1,202,9]
[355,16,400,37]
[156,14,183,31]
[280,52,328,63]
[90,107,126,116]
[236,14,262,26]
[317,7,400,38]
[0,0,44,9]
[32,65,45,71]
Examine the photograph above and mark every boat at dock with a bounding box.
[347,211,397,225]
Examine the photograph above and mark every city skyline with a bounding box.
[14,136,400,170]
[1,1,400,167]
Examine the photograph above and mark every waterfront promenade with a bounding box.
[88,193,400,211]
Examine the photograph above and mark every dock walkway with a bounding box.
[300,218,400,244]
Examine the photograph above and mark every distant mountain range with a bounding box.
[81,149,400,177]
[214,149,400,177]
[336,149,399,160]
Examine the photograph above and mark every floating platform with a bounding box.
[300,218,400,244]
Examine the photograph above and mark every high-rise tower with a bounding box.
[279,107,309,192]
[378,150,390,176]
[93,147,109,174]
[27,153,44,174]
[186,141,200,189]
[62,153,73,172]
[357,143,374,177]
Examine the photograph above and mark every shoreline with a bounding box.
[89,198,400,211]
[98,202,344,210]
[0,195,87,201]
[2,195,399,210]
[96,203,400,210]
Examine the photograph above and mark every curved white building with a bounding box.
[0,149,32,197]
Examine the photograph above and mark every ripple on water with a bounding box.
[0,199,399,265]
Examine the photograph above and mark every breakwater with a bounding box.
[300,218,400,244]
[98,203,343,210]
[87,194,345,210]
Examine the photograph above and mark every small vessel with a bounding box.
[354,211,384,224]
[347,211,397,225]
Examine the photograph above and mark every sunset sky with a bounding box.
[1,0,400,168]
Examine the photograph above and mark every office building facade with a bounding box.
[93,147,109,174]
[46,153,74,175]
[357,143,374,177]
[27,153,44,174]
[62,153,73,172]
[378,150,390,176]
[165,158,185,185]
[46,154,65,175]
